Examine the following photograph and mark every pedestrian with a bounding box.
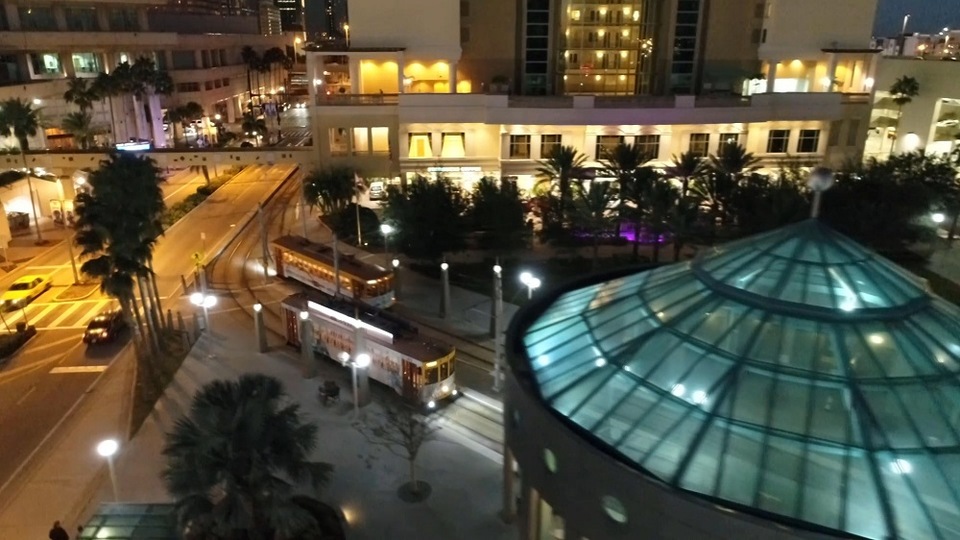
[48,520,69,540]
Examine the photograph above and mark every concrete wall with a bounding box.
[348,0,460,59]
[700,0,762,92]
[0,148,318,173]
[458,0,516,91]
[759,0,878,60]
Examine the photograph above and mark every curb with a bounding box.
[54,284,100,302]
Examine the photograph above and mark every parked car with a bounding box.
[83,309,127,344]
[0,275,51,310]
[368,181,385,200]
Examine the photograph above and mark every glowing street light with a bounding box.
[519,271,541,299]
[190,292,217,331]
[380,223,394,267]
[96,439,120,501]
[932,212,946,224]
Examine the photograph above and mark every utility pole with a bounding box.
[259,202,270,284]
[493,262,504,392]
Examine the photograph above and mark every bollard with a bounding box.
[181,275,189,294]
[192,311,201,339]
[166,309,174,329]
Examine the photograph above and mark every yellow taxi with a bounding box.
[0,275,51,310]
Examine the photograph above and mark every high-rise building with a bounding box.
[274,0,303,30]
[305,0,346,40]
[259,0,283,34]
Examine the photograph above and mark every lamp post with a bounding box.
[189,291,217,332]
[380,223,394,267]
[253,302,267,353]
[519,271,541,300]
[440,261,450,319]
[492,263,504,392]
[299,310,315,378]
[96,439,120,502]
[392,258,401,301]
[353,352,370,416]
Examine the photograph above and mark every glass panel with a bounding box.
[844,452,888,539]
[879,452,939,540]
[716,426,764,506]
[756,435,804,516]
[800,448,845,530]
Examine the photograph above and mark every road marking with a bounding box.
[14,385,35,405]
[49,365,107,374]
[76,300,109,327]
[47,301,85,328]
[26,304,58,326]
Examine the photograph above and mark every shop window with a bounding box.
[635,134,660,161]
[352,127,370,154]
[688,133,710,157]
[71,53,101,75]
[29,53,61,76]
[408,133,432,158]
[544,448,558,473]
[595,135,623,160]
[371,127,390,154]
[540,134,561,158]
[440,133,465,158]
[766,129,790,153]
[601,495,628,524]
[509,135,531,159]
[797,129,820,153]
[718,133,740,154]
[424,363,439,384]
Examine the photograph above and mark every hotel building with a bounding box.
[303,0,877,193]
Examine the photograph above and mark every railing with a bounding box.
[315,93,399,106]
[507,96,574,108]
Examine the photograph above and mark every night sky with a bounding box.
[875,0,960,35]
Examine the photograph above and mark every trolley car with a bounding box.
[273,235,394,308]
[282,292,457,407]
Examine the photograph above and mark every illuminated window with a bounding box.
[352,128,369,155]
[718,133,740,154]
[329,128,349,156]
[509,134,531,158]
[766,129,790,153]
[371,127,390,154]
[688,133,710,157]
[797,129,820,153]
[408,133,432,158]
[635,134,660,161]
[540,134,562,157]
[440,133,465,158]
[595,135,623,159]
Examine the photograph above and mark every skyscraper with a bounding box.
[305,0,346,39]
[275,0,303,30]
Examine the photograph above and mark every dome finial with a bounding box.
[807,167,835,219]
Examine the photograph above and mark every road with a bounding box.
[276,107,311,147]
[0,164,297,492]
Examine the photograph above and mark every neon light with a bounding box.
[307,300,394,341]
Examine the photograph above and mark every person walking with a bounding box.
[48,520,69,540]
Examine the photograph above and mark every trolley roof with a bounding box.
[272,235,392,282]
[283,292,454,362]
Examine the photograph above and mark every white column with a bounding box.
[306,53,318,103]
[396,52,405,94]
[349,56,360,94]
[766,60,778,93]
[865,54,879,92]
[226,97,237,123]
[824,53,838,92]
[449,61,458,93]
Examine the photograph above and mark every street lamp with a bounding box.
[352,352,370,416]
[392,258,401,301]
[253,302,267,352]
[96,439,120,501]
[492,263,504,392]
[932,212,946,224]
[440,261,450,318]
[380,223,394,267]
[519,271,541,300]
[190,292,217,332]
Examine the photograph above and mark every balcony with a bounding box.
[316,93,400,106]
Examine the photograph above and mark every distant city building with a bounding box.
[274,0,303,31]
[305,0,346,39]
[259,0,283,35]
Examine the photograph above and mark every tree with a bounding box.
[62,111,95,149]
[619,166,658,260]
[467,177,528,251]
[727,171,809,236]
[91,71,119,144]
[163,374,333,540]
[167,102,204,147]
[263,47,288,91]
[63,77,98,113]
[536,145,585,229]
[572,180,617,269]
[74,152,166,350]
[665,151,705,198]
[241,46,259,107]
[642,176,680,263]
[357,400,438,498]
[601,142,649,236]
[889,75,920,155]
[382,176,468,260]
[303,166,361,216]
[0,98,43,243]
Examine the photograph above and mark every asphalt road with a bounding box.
[0,164,296,492]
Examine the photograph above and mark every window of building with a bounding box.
[766,129,790,153]
[761,28,767,43]
[827,120,843,146]
[797,129,820,153]
[29,53,61,76]
[596,135,624,160]
[219,50,227,66]
[329,128,348,156]
[154,51,168,70]
[460,0,469,16]
[441,133,465,158]
[540,134,561,158]
[19,7,57,31]
[175,82,200,93]
[509,135,531,159]
[71,53,102,75]
[635,134,660,161]
[171,51,197,70]
[601,495,628,524]
[461,26,470,43]
[544,448,558,473]
[846,119,860,147]
[204,81,213,91]
[688,133,710,157]
[65,8,99,32]
[718,133,740,154]
[222,77,230,86]
[371,127,390,154]
[109,8,139,31]
[0,8,8,30]
[201,50,211,69]
[408,133,432,158]
[352,127,370,155]
[214,79,222,88]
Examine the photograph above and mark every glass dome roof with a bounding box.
[517,219,960,540]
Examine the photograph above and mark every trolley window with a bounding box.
[440,360,449,381]
[424,363,439,384]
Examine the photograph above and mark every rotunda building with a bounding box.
[503,219,960,540]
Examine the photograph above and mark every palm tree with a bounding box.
[303,166,361,216]
[699,143,760,226]
[91,71,120,144]
[601,142,648,236]
[889,75,920,154]
[572,180,617,269]
[75,152,166,351]
[240,46,260,109]
[163,374,332,540]
[643,177,680,263]
[241,111,268,145]
[619,166,658,260]
[130,57,174,146]
[665,151,705,198]
[63,77,98,113]
[708,142,759,178]
[263,47,287,91]
[536,145,586,228]
[62,111,94,149]
[0,98,43,243]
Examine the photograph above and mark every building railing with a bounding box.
[315,93,400,106]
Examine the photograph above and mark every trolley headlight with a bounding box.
[441,384,449,393]
[452,389,458,396]
[427,400,436,409]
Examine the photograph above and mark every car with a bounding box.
[0,275,51,310]
[83,309,127,344]
[368,181,385,200]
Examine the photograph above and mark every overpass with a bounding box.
[0,147,319,173]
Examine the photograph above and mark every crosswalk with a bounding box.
[276,129,311,147]
[0,298,117,331]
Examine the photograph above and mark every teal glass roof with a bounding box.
[517,219,960,540]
